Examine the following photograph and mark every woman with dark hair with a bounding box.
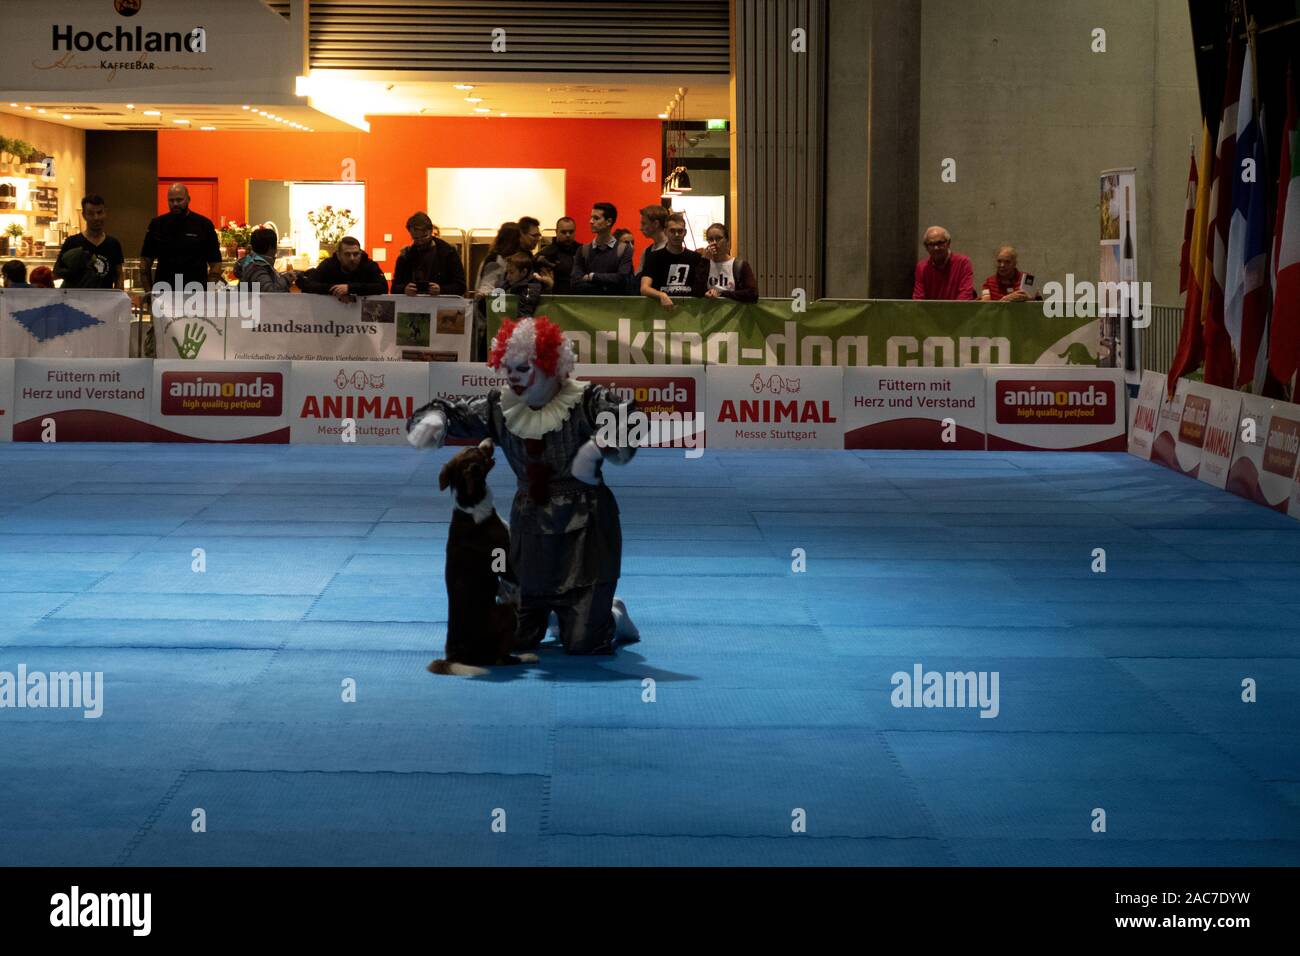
[701,222,758,303]
[475,221,524,297]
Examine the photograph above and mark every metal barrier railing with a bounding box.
[1138,303,1183,375]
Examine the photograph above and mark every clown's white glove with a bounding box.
[406,409,446,449]
[571,439,604,485]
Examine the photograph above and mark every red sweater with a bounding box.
[912,253,975,300]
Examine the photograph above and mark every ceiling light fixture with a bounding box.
[62,114,72,120]
[454,84,474,91]
[465,97,483,103]
[143,110,162,116]
[200,126,216,131]
[474,107,491,113]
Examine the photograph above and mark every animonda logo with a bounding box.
[50,886,151,936]
[751,372,801,395]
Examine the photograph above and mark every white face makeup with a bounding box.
[504,360,557,407]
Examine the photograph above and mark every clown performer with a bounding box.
[406,316,641,655]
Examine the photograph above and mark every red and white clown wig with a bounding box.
[488,317,576,382]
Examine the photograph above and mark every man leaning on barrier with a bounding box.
[297,236,389,303]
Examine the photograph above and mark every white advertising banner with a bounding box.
[0,289,132,358]
[1168,382,1215,478]
[13,358,151,441]
[842,366,985,450]
[1149,378,1188,471]
[575,363,706,450]
[1192,385,1241,490]
[155,294,472,362]
[704,365,844,449]
[1126,370,1165,460]
[1223,396,1298,511]
[984,366,1126,451]
[0,359,13,442]
[151,360,290,442]
[289,361,430,446]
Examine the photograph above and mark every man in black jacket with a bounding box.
[298,237,388,302]
[392,212,467,297]
[537,216,580,294]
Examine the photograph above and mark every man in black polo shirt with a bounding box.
[140,183,221,291]
[54,194,124,289]
[639,212,707,309]
[393,211,467,297]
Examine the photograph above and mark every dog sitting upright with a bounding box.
[428,438,536,676]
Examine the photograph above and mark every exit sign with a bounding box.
[706,119,727,130]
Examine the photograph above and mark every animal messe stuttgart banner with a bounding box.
[496,298,1100,368]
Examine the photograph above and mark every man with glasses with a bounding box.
[912,226,975,300]
[394,211,467,297]
[639,212,708,310]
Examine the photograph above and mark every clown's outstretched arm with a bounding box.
[584,385,639,465]
[406,394,493,449]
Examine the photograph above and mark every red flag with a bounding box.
[1203,38,1244,388]
[1268,66,1300,393]
[1168,123,1213,397]
[1179,147,1197,293]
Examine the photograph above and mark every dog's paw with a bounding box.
[517,653,539,663]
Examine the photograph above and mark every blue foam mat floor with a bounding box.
[0,443,1297,867]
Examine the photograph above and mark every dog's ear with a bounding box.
[438,459,454,491]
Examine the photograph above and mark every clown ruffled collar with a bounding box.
[499,376,586,439]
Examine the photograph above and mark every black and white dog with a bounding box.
[427,439,537,676]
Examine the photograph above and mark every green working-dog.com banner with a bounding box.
[493,297,1100,367]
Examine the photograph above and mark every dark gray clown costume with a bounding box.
[409,378,637,655]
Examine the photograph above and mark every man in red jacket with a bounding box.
[912,226,975,300]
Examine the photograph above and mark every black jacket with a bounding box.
[537,239,579,294]
[298,251,389,296]
[391,237,467,296]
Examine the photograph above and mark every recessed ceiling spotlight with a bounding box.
[242,105,250,110]
[126,103,135,109]
[37,108,46,114]
[658,113,668,119]
[464,97,482,103]
[23,106,32,111]
[200,126,216,131]
[8,103,17,107]
[454,84,474,91]
[474,107,490,113]
[173,118,189,124]
[499,113,508,117]
[144,110,162,116]
[62,114,71,120]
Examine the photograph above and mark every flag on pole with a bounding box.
[1225,40,1271,389]
[1169,122,1214,396]
[1179,147,1198,294]
[1203,37,1244,388]
[1269,67,1300,394]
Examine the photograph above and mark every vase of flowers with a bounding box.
[219,221,256,259]
[307,204,357,253]
[5,223,24,256]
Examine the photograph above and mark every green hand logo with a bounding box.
[172,323,207,360]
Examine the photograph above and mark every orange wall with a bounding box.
[158,116,662,253]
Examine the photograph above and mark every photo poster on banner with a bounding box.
[704,365,845,449]
[390,296,472,362]
[1127,370,1165,460]
[11,358,151,442]
[842,367,986,449]
[984,366,1126,451]
[1196,386,1242,490]
[289,361,432,445]
[1222,395,1300,511]
[575,363,706,450]
[1099,167,1137,373]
